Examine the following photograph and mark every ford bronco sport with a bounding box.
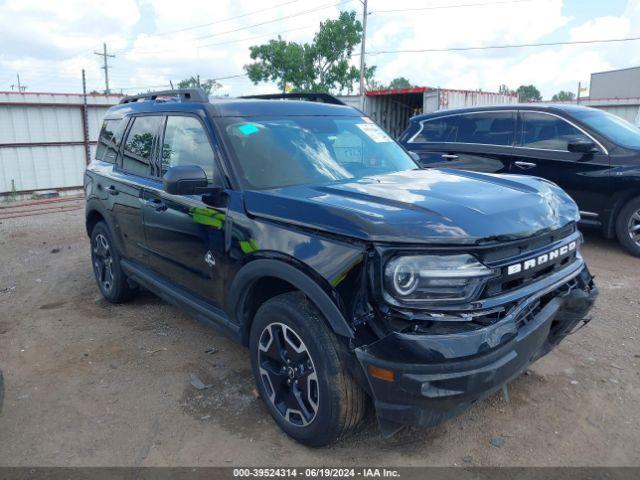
[85,89,597,446]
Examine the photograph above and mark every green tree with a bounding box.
[498,84,514,95]
[516,84,542,102]
[387,77,413,89]
[551,90,576,102]
[245,11,373,94]
[177,75,221,96]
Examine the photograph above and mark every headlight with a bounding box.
[383,254,496,305]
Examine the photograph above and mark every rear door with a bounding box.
[512,111,611,216]
[142,114,228,306]
[402,111,515,173]
[107,114,163,264]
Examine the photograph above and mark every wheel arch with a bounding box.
[230,258,355,346]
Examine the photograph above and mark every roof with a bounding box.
[591,65,640,76]
[409,103,598,122]
[364,86,518,97]
[104,97,361,119]
[366,87,431,96]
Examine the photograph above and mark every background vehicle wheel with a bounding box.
[249,292,366,447]
[90,221,135,303]
[615,197,640,257]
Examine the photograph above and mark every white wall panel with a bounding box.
[0,92,120,193]
[0,145,86,192]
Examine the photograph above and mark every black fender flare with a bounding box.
[229,258,354,342]
[85,198,124,252]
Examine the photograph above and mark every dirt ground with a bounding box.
[0,198,638,467]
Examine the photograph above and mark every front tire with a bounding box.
[249,292,366,447]
[90,221,135,303]
[615,197,640,257]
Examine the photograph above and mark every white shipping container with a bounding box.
[0,92,120,195]
[338,87,518,138]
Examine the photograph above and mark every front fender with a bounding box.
[229,257,355,343]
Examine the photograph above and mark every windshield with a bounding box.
[571,108,640,149]
[218,116,417,189]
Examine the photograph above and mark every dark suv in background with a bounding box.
[85,90,596,446]
[399,105,640,257]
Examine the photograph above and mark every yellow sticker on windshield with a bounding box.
[356,123,392,143]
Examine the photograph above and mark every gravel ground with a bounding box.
[0,200,638,467]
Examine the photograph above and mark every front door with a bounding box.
[142,114,228,307]
[512,111,611,217]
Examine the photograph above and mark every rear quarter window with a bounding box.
[96,118,127,163]
[409,116,458,143]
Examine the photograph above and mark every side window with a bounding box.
[521,112,590,150]
[409,116,459,143]
[122,116,162,177]
[455,112,514,146]
[160,116,217,181]
[96,119,126,163]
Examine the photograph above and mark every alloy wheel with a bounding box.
[92,233,115,293]
[628,209,640,248]
[257,322,319,427]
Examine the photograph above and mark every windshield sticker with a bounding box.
[238,123,260,136]
[356,123,392,143]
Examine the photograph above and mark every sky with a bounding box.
[0,0,639,99]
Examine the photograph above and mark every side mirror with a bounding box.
[163,165,212,195]
[567,139,597,154]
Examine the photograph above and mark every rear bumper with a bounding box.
[355,264,597,430]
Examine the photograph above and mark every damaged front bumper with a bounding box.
[355,261,597,434]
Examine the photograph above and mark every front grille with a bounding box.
[479,223,576,264]
[481,226,580,299]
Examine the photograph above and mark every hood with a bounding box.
[243,169,579,245]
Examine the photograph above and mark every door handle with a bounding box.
[514,161,537,170]
[107,185,119,196]
[145,198,167,212]
[441,154,459,160]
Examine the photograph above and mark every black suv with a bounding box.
[399,104,640,257]
[85,90,597,446]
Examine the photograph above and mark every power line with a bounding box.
[118,0,351,56]
[127,24,316,56]
[372,0,540,14]
[365,36,640,55]
[153,0,304,37]
[195,0,353,41]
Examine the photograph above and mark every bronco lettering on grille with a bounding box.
[507,241,577,276]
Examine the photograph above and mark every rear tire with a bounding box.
[249,292,366,447]
[90,221,135,303]
[615,197,640,257]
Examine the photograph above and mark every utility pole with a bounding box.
[11,73,26,92]
[358,0,368,110]
[94,43,115,94]
[81,69,91,165]
[576,81,581,105]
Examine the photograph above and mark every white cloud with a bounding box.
[1,0,640,98]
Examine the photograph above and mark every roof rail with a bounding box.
[240,92,346,106]
[119,88,209,105]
